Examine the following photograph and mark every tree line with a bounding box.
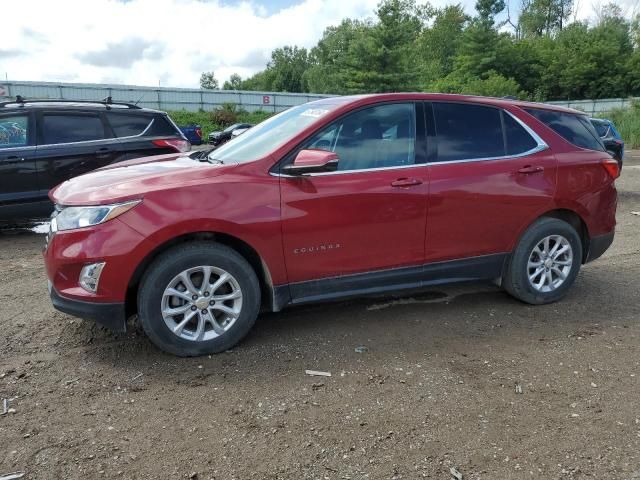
[200,0,640,101]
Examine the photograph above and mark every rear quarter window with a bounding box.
[525,109,604,152]
[106,113,179,138]
[106,113,154,137]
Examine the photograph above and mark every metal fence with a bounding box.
[1,80,637,116]
[546,97,638,116]
[0,80,334,113]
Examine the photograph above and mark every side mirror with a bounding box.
[281,149,339,175]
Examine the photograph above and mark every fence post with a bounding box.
[200,90,204,111]
[157,89,161,110]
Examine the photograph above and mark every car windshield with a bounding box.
[209,102,342,164]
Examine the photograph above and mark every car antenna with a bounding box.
[134,93,145,106]
[16,95,25,104]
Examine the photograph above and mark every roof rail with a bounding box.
[0,96,142,109]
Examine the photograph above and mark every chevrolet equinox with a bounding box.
[43,94,618,356]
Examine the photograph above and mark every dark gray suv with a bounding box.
[0,96,190,224]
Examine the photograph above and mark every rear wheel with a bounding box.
[504,217,582,305]
[137,242,260,356]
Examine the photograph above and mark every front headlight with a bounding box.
[52,200,141,232]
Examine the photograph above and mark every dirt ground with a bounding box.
[1,153,640,480]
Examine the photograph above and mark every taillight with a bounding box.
[152,138,191,153]
[601,158,620,179]
[195,128,202,138]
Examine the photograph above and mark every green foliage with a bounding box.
[222,73,243,90]
[202,0,640,102]
[199,71,219,90]
[604,101,640,148]
[167,108,272,140]
[520,0,573,37]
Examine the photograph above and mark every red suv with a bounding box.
[43,94,618,356]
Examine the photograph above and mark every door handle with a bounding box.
[4,156,25,163]
[518,165,544,174]
[391,177,422,188]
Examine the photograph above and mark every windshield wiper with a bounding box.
[206,157,224,164]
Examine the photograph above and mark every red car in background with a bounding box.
[43,93,618,356]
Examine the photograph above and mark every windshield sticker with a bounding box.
[300,108,330,118]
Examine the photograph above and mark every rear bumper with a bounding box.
[50,284,127,332]
[586,231,614,263]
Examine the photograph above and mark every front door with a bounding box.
[0,112,42,219]
[425,102,557,263]
[279,102,429,298]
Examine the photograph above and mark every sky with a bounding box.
[1,0,637,89]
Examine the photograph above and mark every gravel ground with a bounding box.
[1,153,639,480]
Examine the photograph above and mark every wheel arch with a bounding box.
[125,231,279,318]
[534,208,590,263]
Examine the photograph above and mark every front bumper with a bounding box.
[50,283,127,332]
[586,231,615,263]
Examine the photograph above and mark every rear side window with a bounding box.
[503,113,538,155]
[0,115,29,148]
[106,113,153,137]
[433,103,504,161]
[41,114,104,144]
[525,109,604,152]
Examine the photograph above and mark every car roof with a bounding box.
[308,93,585,115]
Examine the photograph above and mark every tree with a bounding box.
[519,0,573,37]
[222,73,243,90]
[268,46,311,92]
[418,4,469,85]
[199,71,219,90]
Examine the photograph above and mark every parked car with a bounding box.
[0,96,190,223]
[590,118,624,167]
[44,93,618,356]
[208,123,253,146]
[179,124,203,145]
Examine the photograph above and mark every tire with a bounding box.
[503,217,583,305]
[137,242,261,356]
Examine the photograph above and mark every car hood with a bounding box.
[50,153,229,206]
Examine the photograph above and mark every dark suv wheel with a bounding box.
[137,242,261,356]
[504,217,583,305]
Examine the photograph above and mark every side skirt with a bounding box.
[272,253,509,311]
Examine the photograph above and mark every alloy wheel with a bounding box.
[161,266,243,342]
[527,235,574,293]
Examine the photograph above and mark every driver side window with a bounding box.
[305,103,416,171]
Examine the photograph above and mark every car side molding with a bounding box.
[272,253,509,311]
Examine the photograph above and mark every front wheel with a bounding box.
[503,217,583,305]
[137,242,261,356]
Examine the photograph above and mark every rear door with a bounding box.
[425,101,557,263]
[34,111,118,192]
[0,112,40,215]
[279,102,429,295]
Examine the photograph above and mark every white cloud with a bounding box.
[1,0,635,88]
[1,0,384,87]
